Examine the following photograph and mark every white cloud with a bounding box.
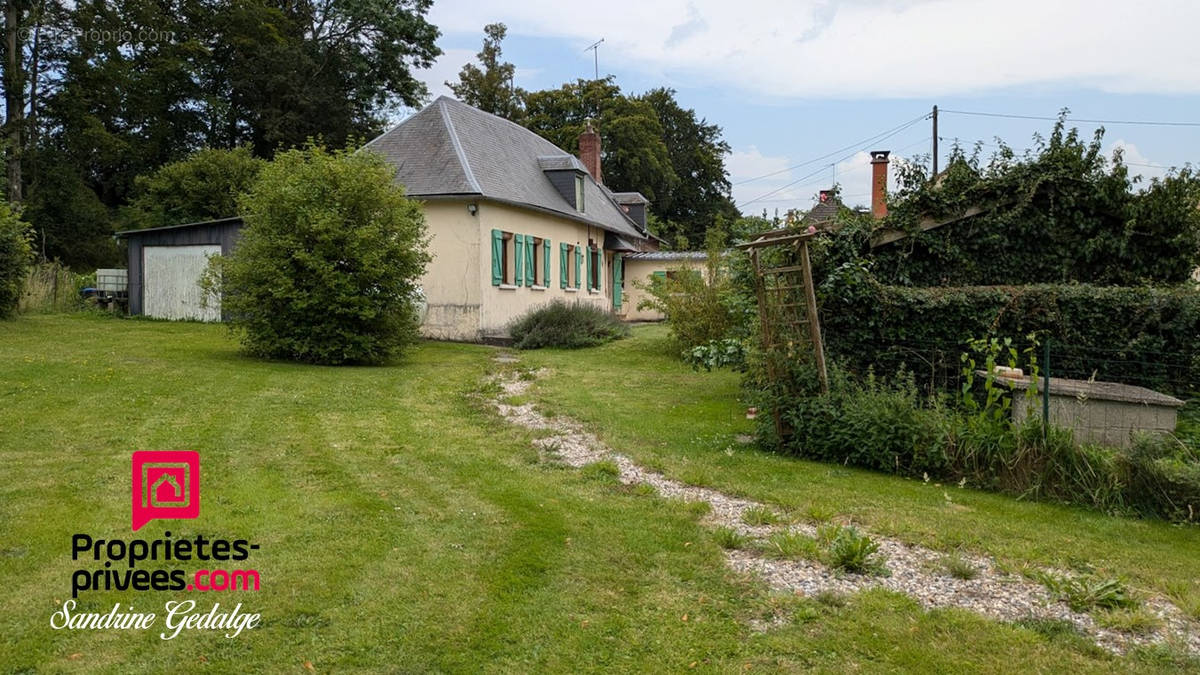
[1108,139,1173,186]
[428,1,1200,98]
[415,47,476,100]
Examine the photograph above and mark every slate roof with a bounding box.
[800,190,842,228]
[363,96,648,242]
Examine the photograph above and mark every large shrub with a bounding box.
[508,300,628,349]
[819,265,1200,395]
[0,203,33,319]
[220,145,429,365]
[874,119,1200,286]
[636,223,750,354]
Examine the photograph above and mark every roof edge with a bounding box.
[438,99,483,194]
[114,215,243,237]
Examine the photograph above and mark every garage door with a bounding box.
[143,245,222,321]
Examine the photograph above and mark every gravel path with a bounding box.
[489,359,1200,656]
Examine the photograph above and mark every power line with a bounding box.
[737,134,933,209]
[940,109,1200,128]
[733,112,930,186]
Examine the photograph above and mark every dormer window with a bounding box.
[574,175,585,213]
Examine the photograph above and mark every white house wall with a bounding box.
[418,200,484,340]
[476,201,611,340]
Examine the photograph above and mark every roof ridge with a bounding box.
[437,98,483,194]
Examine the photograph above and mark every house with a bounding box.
[117,97,695,338]
[621,250,708,321]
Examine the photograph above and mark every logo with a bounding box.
[132,451,200,531]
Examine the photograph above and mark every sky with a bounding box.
[409,0,1200,215]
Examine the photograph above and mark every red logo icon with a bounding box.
[132,451,200,531]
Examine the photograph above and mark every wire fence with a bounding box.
[840,337,1198,401]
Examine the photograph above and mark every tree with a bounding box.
[447,23,524,121]
[638,88,738,244]
[9,0,441,269]
[122,146,265,230]
[0,200,32,317]
[199,0,441,155]
[220,145,430,364]
[521,81,738,247]
[522,78,676,208]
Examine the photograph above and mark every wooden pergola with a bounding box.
[737,228,830,438]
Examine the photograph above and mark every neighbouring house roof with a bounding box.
[611,191,649,205]
[363,96,648,244]
[624,251,707,261]
[800,190,842,230]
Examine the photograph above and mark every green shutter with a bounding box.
[559,243,568,288]
[652,271,667,281]
[525,236,536,286]
[514,234,524,285]
[574,246,582,289]
[491,230,503,286]
[543,239,551,289]
[613,253,623,310]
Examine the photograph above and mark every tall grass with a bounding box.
[767,363,1200,523]
[18,262,91,314]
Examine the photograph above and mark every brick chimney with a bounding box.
[578,120,602,185]
[870,150,890,219]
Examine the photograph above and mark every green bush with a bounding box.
[759,359,1200,522]
[220,145,429,365]
[122,146,265,230]
[820,267,1200,395]
[0,203,33,319]
[824,525,887,575]
[508,300,628,350]
[872,120,1200,286]
[778,367,951,477]
[635,222,750,356]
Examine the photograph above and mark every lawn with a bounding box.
[0,315,1197,672]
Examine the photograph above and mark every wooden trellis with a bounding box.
[737,228,829,439]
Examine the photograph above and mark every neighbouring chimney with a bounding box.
[578,120,603,185]
[870,150,890,219]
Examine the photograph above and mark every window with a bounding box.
[492,230,551,288]
[560,243,572,289]
[588,244,601,291]
[491,230,517,286]
[529,237,544,287]
[574,175,585,212]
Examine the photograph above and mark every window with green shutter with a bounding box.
[514,234,524,285]
[613,253,623,310]
[491,230,504,286]
[530,235,540,284]
[559,243,568,288]
[585,245,592,291]
[574,245,582,289]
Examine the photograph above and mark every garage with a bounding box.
[115,216,245,321]
[142,244,222,320]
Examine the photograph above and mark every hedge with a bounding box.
[819,270,1200,395]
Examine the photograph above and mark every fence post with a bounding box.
[1042,337,1050,440]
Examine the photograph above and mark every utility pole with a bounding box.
[931,104,939,178]
[585,38,604,80]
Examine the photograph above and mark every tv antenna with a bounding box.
[585,38,604,80]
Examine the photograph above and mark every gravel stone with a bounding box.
[488,366,1200,656]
